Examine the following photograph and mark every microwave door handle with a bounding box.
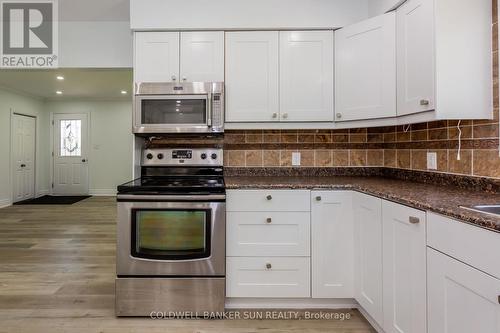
[207,93,212,127]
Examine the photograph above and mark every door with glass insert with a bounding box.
[132,209,211,260]
[53,113,89,195]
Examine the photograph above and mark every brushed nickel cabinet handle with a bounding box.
[272,112,278,119]
[266,263,272,270]
[409,216,420,224]
[315,196,322,201]
[420,99,430,106]
[266,218,272,223]
[336,113,342,119]
[266,195,272,201]
[282,113,288,119]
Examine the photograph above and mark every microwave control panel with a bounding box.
[211,94,223,128]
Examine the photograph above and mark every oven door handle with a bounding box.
[117,194,226,201]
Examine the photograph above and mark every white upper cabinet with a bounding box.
[396,0,435,116]
[335,12,396,121]
[382,200,427,333]
[353,192,384,327]
[427,248,500,333]
[280,31,334,122]
[225,31,280,122]
[397,0,492,119]
[134,32,180,83]
[134,31,224,84]
[180,31,224,82]
[311,191,354,298]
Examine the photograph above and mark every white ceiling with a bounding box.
[0,69,132,100]
[59,0,130,21]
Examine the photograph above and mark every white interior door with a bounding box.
[12,114,36,202]
[53,113,89,195]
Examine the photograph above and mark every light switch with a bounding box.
[427,152,437,170]
[292,152,301,166]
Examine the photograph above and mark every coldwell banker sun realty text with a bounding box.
[1,0,58,68]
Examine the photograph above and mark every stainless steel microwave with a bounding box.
[134,82,224,134]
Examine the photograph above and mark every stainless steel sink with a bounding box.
[460,205,500,217]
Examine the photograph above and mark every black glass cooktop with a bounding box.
[117,176,225,195]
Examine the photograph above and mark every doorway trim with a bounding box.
[50,111,91,196]
[10,110,37,204]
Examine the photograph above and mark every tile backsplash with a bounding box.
[222,0,500,180]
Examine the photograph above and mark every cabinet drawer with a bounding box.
[226,257,310,298]
[227,212,310,257]
[226,190,310,212]
[427,212,500,279]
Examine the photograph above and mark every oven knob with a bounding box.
[200,153,207,160]
[157,153,164,160]
[211,153,217,160]
[146,153,153,160]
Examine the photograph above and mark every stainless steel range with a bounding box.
[115,148,225,316]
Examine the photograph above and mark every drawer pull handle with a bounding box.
[266,218,272,223]
[266,263,272,270]
[266,195,272,201]
[409,216,420,224]
[315,196,322,201]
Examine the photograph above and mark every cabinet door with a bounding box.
[396,0,435,116]
[427,248,500,333]
[335,13,396,121]
[134,32,180,83]
[353,192,383,326]
[311,191,353,298]
[180,31,224,82]
[225,32,279,122]
[382,200,426,333]
[280,31,334,122]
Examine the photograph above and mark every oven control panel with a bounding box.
[142,148,223,166]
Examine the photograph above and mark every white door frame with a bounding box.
[50,111,91,195]
[10,111,37,203]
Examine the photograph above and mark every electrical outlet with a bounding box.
[292,152,301,166]
[427,152,437,170]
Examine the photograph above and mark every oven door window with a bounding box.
[131,209,211,260]
[141,98,207,125]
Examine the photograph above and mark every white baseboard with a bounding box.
[89,189,117,196]
[0,198,12,208]
[225,298,357,309]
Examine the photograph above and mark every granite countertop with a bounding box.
[224,175,500,233]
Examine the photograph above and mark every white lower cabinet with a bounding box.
[226,257,310,298]
[382,200,426,333]
[353,192,383,326]
[311,191,354,298]
[427,248,500,333]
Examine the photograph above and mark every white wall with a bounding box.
[0,88,50,207]
[130,0,371,30]
[46,100,133,195]
[59,21,133,68]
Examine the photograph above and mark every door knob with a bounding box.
[265,263,272,270]
[266,218,272,224]
[266,195,272,201]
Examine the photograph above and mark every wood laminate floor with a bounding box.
[0,197,376,333]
